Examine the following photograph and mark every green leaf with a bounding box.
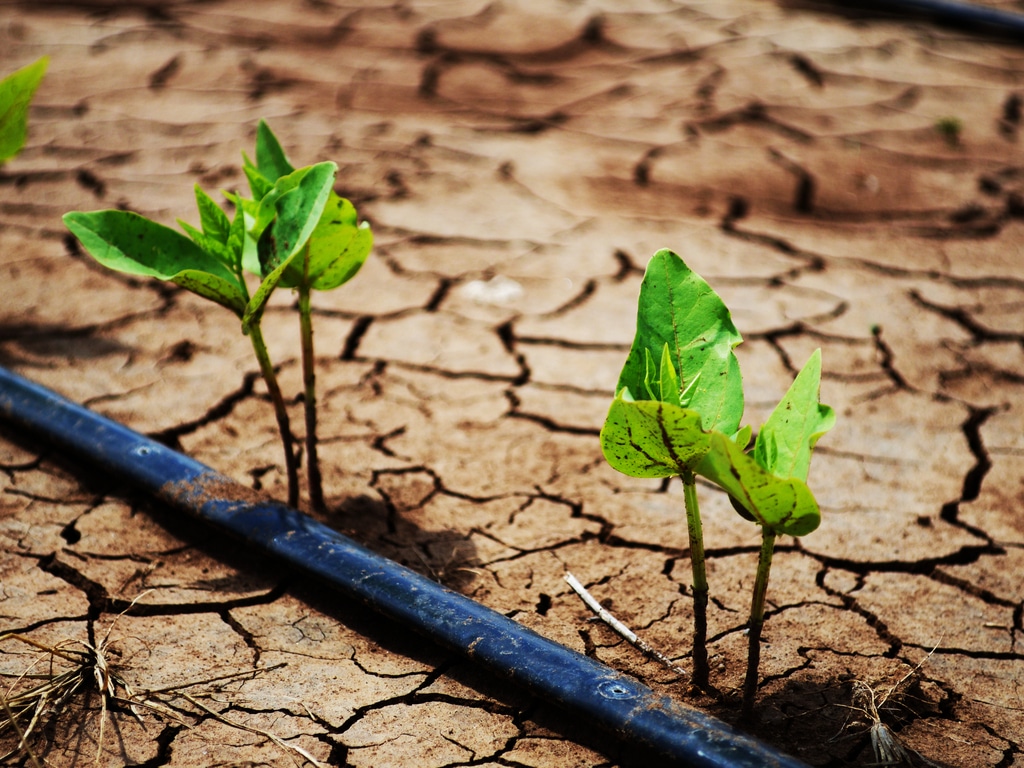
[640,344,682,407]
[243,162,337,330]
[306,193,373,290]
[253,162,336,275]
[0,56,48,164]
[224,192,257,274]
[617,249,744,435]
[254,119,295,182]
[600,390,711,478]
[753,349,836,482]
[696,432,821,536]
[226,189,260,222]
[176,219,234,266]
[193,185,231,245]
[311,222,373,290]
[64,210,247,316]
[170,270,247,314]
[250,163,334,251]
[242,155,274,201]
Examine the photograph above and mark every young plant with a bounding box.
[63,121,371,510]
[708,348,834,723]
[0,56,48,165]
[235,121,373,511]
[600,249,834,714]
[601,250,745,690]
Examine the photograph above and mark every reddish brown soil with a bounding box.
[1,2,1022,766]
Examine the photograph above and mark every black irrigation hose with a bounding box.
[0,365,810,768]
[841,0,1024,37]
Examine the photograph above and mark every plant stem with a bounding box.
[681,469,711,691]
[297,280,324,512]
[741,527,777,726]
[247,322,299,508]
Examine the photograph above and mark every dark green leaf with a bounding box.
[193,185,231,245]
[242,155,274,201]
[253,162,336,275]
[225,194,246,262]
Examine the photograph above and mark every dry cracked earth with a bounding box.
[1,1,1023,766]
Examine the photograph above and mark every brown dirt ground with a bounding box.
[1,1,1023,766]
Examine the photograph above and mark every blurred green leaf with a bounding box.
[0,56,49,164]
[254,119,295,182]
[194,185,231,245]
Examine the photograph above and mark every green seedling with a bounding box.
[726,348,833,723]
[600,249,834,715]
[235,121,373,511]
[0,56,48,165]
[63,121,372,510]
[601,250,744,690]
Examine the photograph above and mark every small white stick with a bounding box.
[564,571,688,678]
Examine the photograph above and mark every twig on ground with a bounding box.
[179,691,325,768]
[564,571,688,679]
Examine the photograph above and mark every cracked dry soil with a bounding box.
[1,1,1023,766]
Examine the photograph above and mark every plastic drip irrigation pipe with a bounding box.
[844,0,1024,36]
[0,365,809,768]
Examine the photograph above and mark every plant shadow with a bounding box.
[737,670,958,768]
